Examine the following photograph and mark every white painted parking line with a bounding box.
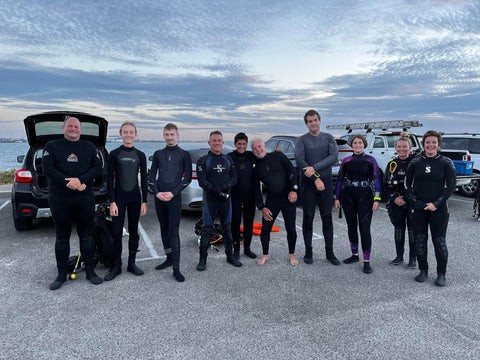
[138,222,161,259]
[0,200,10,211]
[449,197,474,204]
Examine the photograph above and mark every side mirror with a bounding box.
[17,155,25,163]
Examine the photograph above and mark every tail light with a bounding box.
[192,170,197,180]
[15,169,32,183]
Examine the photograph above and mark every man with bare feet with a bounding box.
[251,139,299,266]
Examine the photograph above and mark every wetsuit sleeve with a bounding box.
[197,155,217,194]
[371,157,382,201]
[107,149,117,202]
[405,158,427,210]
[279,152,297,190]
[172,150,192,196]
[313,135,338,171]
[77,143,101,185]
[253,169,264,209]
[226,155,237,190]
[42,141,69,186]
[335,158,347,200]
[294,137,308,170]
[138,150,148,203]
[432,157,456,208]
[148,151,160,196]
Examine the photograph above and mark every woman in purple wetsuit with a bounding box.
[334,135,382,274]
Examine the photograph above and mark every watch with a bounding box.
[292,185,298,191]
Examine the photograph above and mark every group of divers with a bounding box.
[45,110,456,290]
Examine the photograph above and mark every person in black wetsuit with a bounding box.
[227,132,257,260]
[196,131,242,271]
[405,130,456,287]
[43,116,103,290]
[334,135,381,274]
[295,109,340,265]
[149,123,192,282]
[251,139,299,267]
[383,133,416,269]
[104,122,148,281]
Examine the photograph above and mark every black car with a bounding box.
[12,111,109,230]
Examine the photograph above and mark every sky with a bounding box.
[1,0,479,141]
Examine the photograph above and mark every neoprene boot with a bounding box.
[196,257,207,271]
[415,270,428,282]
[49,270,67,290]
[173,268,185,282]
[233,242,240,260]
[104,265,121,281]
[326,248,340,265]
[226,256,242,267]
[390,227,404,265]
[127,251,144,276]
[244,247,257,258]
[86,267,103,285]
[304,247,313,264]
[155,253,172,270]
[363,262,372,274]
[435,273,446,287]
[343,254,359,264]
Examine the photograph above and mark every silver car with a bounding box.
[149,143,233,211]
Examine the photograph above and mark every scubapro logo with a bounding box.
[67,153,78,163]
[213,164,226,172]
[425,165,431,173]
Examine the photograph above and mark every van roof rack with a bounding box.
[326,120,422,133]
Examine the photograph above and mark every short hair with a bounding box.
[209,130,223,139]
[350,134,368,148]
[234,132,248,144]
[250,138,264,149]
[64,116,81,126]
[422,130,443,147]
[303,109,321,124]
[164,123,178,132]
[394,131,412,148]
[119,121,137,135]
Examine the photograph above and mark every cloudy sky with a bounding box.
[1,0,479,141]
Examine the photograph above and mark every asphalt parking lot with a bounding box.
[1,187,479,359]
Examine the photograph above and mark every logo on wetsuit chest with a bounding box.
[213,164,226,172]
[425,165,431,173]
[67,153,78,162]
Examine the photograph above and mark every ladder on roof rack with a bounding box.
[326,120,422,132]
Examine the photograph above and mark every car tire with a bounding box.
[12,209,33,231]
[459,179,479,197]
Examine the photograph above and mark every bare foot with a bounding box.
[257,255,269,266]
[289,254,299,266]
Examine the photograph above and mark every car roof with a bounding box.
[23,111,108,147]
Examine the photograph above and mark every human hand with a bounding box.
[303,166,315,178]
[65,177,81,190]
[288,191,297,203]
[262,207,273,221]
[110,202,118,216]
[314,178,325,191]
[372,202,380,212]
[394,196,406,207]
[141,203,147,216]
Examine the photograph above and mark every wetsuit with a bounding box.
[43,138,101,276]
[335,153,382,261]
[253,151,298,255]
[405,152,456,277]
[295,132,338,259]
[149,145,192,271]
[196,151,237,261]
[227,150,256,255]
[383,156,415,264]
[107,145,148,269]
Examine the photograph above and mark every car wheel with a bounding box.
[459,179,479,197]
[12,210,33,231]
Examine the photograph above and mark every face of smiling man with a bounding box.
[63,117,82,142]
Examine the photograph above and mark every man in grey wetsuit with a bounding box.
[295,109,340,265]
